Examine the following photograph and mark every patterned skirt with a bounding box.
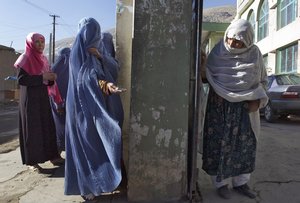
[202,88,256,182]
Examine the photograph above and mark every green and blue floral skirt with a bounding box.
[202,89,257,182]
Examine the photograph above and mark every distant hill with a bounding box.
[46,5,236,54]
[203,5,236,23]
[44,37,74,57]
[17,5,236,56]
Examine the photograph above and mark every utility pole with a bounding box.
[49,33,53,64]
[49,14,60,64]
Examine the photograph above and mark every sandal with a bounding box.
[81,193,96,201]
[233,184,256,199]
[28,164,42,172]
[217,184,231,199]
[50,157,65,166]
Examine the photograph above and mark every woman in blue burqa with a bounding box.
[64,17,123,201]
[102,32,116,58]
[50,47,71,152]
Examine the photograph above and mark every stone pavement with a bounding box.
[196,117,300,203]
[0,101,127,203]
[1,102,300,203]
[0,147,127,203]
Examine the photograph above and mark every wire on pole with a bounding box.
[49,14,60,63]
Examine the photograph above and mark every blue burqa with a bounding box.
[50,47,71,151]
[64,17,121,196]
[101,32,115,58]
[98,32,124,128]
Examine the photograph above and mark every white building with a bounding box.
[237,0,300,75]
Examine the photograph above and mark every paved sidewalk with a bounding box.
[0,101,128,203]
[0,147,127,203]
[196,118,300,203]
[1,102,300,203]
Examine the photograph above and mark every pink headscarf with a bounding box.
[15,32,63,106]
[14,32,49,74]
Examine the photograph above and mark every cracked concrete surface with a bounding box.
[197,116,300,203]
[0,107,299,202]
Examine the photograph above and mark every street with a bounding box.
[198,116,300,203]
[0,109,300,202]
[0,103,18,144]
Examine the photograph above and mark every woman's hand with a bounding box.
[106,82,126,94]
[56,107,65,115]
[99,80,126,95]
[247,100,260,112]
[43,72,57,81]
[88,47,102,59]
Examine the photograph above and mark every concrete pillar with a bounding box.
[116,0,134,174]
[127,1,192,202]
[298,40,300,73]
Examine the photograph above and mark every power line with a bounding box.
[21,0,60,63]
[18,0,78,59]
[0,24,51,34]
[22,0,54,15]
[58,18,77,35]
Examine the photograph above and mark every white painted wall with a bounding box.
[238,0,300,74]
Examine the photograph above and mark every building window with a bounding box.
[278,0,298,29]
[248,10,256,41]
[277,44,298,73]
[258,0,269,41]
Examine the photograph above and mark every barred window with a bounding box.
[248,10,256,41]
[258,0,269,41]
[277,44,298,73]
[278,0,298,29]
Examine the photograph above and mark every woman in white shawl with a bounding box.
[202,19,268,199]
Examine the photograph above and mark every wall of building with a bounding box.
[115,0,134,179]
[0,46,19,101]
[237,0,300,74]
[116,0,193,202]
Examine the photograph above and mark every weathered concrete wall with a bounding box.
[115,0,134,177]
[128,1,192,202]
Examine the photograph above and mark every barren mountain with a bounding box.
[203,5,236,23]
[17,6,236,56]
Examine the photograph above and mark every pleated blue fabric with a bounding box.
[50,47,71,151]
[99,32,124,128]
[64,17,121,196]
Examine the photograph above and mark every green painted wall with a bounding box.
[128,0,192,202]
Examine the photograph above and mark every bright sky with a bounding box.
[0,0,117,50]
[0,0,236,51]
[204,0,236,8]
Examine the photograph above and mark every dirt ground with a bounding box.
[1,115,300,203]
[0,138,19,153]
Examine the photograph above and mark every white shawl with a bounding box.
[206,19,269,139]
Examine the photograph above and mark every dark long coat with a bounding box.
[18,68,59,165]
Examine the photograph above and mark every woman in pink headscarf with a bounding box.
[14,32,64,171]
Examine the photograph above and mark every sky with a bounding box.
[0,0,236,51]
[204,0,236,9]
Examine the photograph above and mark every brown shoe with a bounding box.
[233,184,256,199]
[217,185,231,199]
